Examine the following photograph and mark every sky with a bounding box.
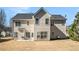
[1,7,79,27]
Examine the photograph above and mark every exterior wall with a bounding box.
[12,16,34,40]
[50,20,67,39]
[34,13,50,40]
[12,13,67,41]
[12,16,67,40]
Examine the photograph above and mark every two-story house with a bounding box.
[11,7,67,41]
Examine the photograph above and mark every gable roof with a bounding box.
[34,7,47,16]
[12,7,67,21]
[12,13,34,19]
[50,15,66,20]
[34,7,47,19]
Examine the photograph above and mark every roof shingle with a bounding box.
[50,15,66,20]
[12,13,34,19]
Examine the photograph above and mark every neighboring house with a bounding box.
[11,7,67,41]
[4,27,12,37]
[0,25,12,37]
[0,24,6,37]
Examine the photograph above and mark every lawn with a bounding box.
[0,39,79,51]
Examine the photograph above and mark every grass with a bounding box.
[0,39,79,51]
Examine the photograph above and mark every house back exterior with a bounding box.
[11,8,67,41]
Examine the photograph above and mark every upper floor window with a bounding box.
[27,21,29,25]
[61,21,65,26]
[51,21,54,26]
[45,18,49,24]
[15,22,21,27]
[62,23,65,26]
[35,18,39,24]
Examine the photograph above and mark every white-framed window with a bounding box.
[35,18,39,24]
[37,32,47,39]
[32,33,33,37]
[45,18,49,24]
[62,23,65,26]
[52,32,54,36]
[41,32,47,38]
[14,32,18,37]
[15,22,21,27]
[37,32,40,38]
[61,21,65,26]
[27,21,29,25]
[25,32,30,38]
[51,20,54,26]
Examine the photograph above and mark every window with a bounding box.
[44,32,47,38]
[15,22,21,27]
[62,21,65,26]
[37,32,47,39]
[45,18,49,24]
[41,32,47,38]
[35,18,39,24]
[62,23,65,26]
[32,33,33,37]
[27,21,29,25]
[52,32,54,36]
[14,32,18,37]
[37,32,40,38]
[26,32,30,38]
[41,32,43,38]
[51,21,54,26]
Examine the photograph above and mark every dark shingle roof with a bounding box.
[34,7,46,17]
[12,13,34,19]
[12,8,67,21]
[50,15,66,20]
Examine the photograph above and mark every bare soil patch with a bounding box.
[0,39,79,51]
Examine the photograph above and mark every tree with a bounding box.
[68,12,79,41]
[0,9,6,37]
[0,9,6,26]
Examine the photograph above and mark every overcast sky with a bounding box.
[1,7,79,26]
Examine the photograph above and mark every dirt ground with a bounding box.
[0,39,79,51]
